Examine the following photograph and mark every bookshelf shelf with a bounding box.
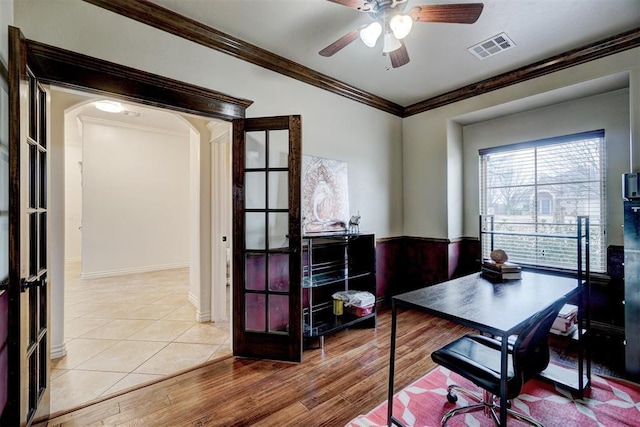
[302,233,376,348]
[480,215,592,396]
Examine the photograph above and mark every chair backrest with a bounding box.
[512,297,567,387]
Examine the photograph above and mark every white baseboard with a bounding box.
[196,310,211,322]
[188,292,211,322]
[188,291,198,307]
[80,262,189,280]
[51,342,67,359]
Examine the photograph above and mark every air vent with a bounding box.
[468,32,515,60]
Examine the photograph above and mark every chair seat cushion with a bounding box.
[431,334,518,398]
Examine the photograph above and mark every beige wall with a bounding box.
[12,0,639,247]
[462,88,630,246]
[14,0,404,239]
[403,48,640,241]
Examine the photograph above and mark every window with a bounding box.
[479,130,606,272]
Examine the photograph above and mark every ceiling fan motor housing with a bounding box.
[366,0,409,14]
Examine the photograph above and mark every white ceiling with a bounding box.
[145,0,640,107]
[54,87,194,141]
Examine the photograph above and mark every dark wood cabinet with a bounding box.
[303,233,377,348]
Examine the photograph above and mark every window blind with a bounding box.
[479,130,606,272]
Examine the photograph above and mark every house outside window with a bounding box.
[479,130,606,272]
[538,192,553,216]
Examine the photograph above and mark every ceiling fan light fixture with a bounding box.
[382,32,402,53]
[359,21,382,47]
[389,14,413,39]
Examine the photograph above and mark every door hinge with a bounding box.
[0,278,8,292]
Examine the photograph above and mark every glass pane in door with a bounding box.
[245,171,265,209]
[269,212,289,249]
[268,171,288,209]
[245,253,266,291]
[269,253,289,292]
[245,293,266,331]
[268,130,289,168]
[245,212,265,250]
[246,131,265,168]
[268,294,289,333]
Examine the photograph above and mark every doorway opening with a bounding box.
[7,36,251,421]
[49,87,233,413]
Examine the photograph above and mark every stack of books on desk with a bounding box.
[480,260,522,282]
[550,303,578,336]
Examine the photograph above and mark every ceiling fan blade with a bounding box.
[326,0,374,12]
[409,3,484,24]
[389,41,410,68]
[319,29,361,57]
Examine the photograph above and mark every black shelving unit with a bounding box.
[480,215,591,396]
[302,233,376,348]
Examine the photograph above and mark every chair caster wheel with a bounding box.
[446,390,458,404]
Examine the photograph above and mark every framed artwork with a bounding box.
[302,155,349,234]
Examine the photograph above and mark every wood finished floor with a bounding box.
[37,304,631,427]
[38,307,468,426]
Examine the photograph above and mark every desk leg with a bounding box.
[387,300,398,426]
[500,334,508,426]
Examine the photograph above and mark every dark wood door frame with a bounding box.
[25,38,253,120]
[4,27,254,425]
[4,25,25,427]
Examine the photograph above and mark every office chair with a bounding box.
[431,297,566,426]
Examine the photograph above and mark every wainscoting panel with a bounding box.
[376,236,479,298]
[375,237,404,299]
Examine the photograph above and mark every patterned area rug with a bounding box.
[347,365,640,426]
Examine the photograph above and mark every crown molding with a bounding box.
[82,0,639,118]
[82,0,405,117]
[404,27,640,117]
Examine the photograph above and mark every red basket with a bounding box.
[346,304,373,317]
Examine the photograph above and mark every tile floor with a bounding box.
[50,263,231,414]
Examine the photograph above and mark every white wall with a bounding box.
[64,113,82,262]
[49,90,90,360]
[447,121,464,239]
[81,119,190,277]
[182,115,215,321]
[403,48,640,241]
[13,0,404,239]
[462,89,630,245]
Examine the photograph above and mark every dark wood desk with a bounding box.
[387,270,587,427]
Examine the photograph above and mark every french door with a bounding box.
[5,27,50,426]
[232,116,302,362]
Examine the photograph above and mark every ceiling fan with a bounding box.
[319,0,484,68]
